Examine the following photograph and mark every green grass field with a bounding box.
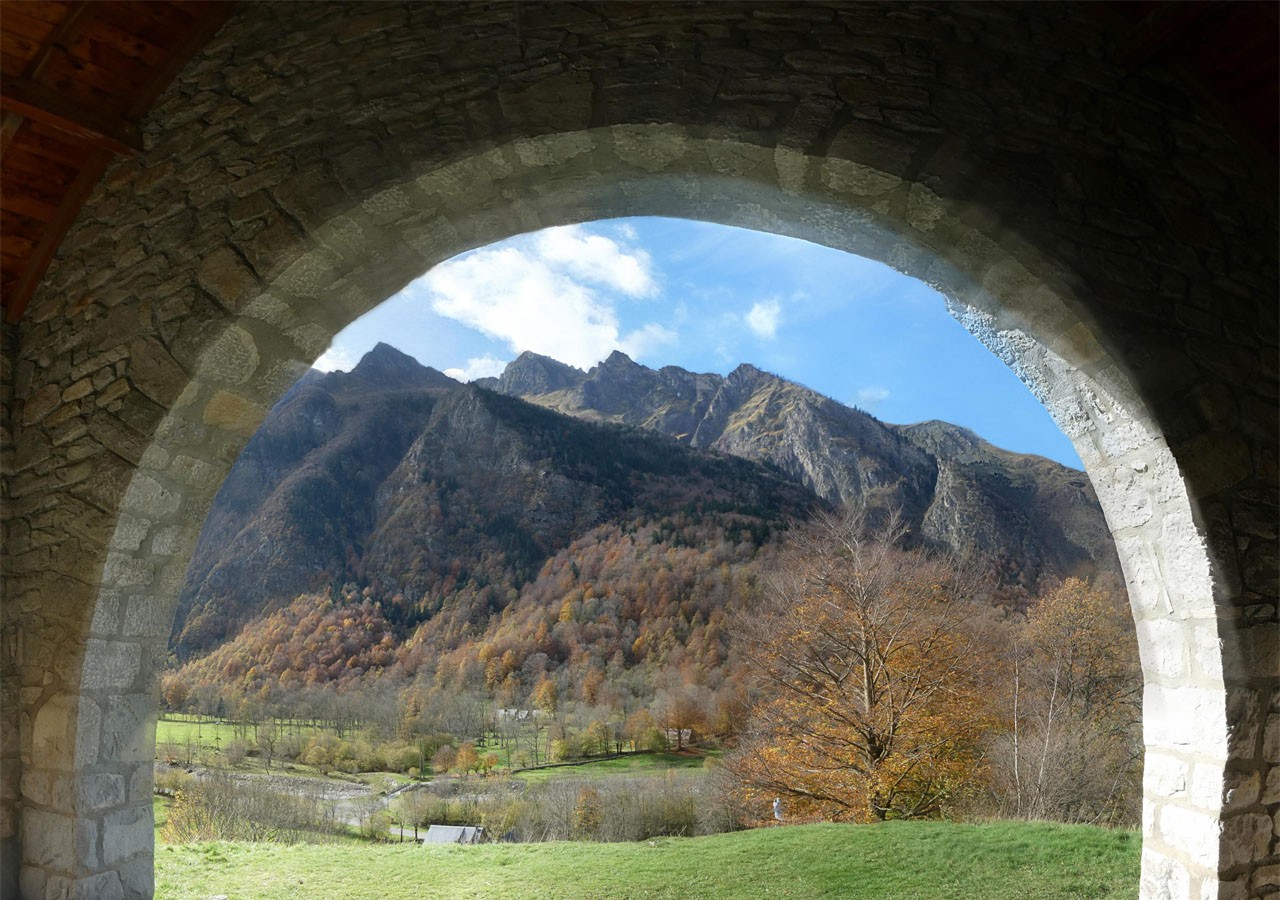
[156,716,333,755]
[156,716,401,781]
[155,715,248,752]
[155,820,1139,900]
[514,751,711,783]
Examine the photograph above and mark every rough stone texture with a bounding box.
[0,3,1275,899]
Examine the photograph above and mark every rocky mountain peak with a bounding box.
[900,421,1006,466]
[349,342,455,390]
[495,351,585,396]
[488,350,1117,590]
[719,361,785,398]
[598,349,642,371]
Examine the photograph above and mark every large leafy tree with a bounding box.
[726,509,999,824]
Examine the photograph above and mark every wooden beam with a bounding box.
[0,4,236,324]
[25,0,94,80]
[0,75,142,156]
[0,1,93,155]
[0,112,21,155]
[3,147,111,324]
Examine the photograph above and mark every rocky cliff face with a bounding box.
[492,351,1120,590]
[174,347,813,659]
[175,344,1121,661]
[173,344,454,657]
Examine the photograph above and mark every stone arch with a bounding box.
[51,128,1242,900]
[3,4,1273,899]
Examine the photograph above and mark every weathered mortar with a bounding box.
[0,3,1274,898]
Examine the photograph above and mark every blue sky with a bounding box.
[315,217,1083,469]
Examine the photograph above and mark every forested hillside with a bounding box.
[168,344,1121,741]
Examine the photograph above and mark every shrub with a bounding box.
[638,727,668,752]
[483,772,710,843]
[161,773,341,844]
[154,767,193,796]
[224,740,249,767]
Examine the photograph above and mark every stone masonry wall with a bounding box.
[0,3,1275,898]
[2,324,19,889]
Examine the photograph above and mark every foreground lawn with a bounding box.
[155,820,1139,899]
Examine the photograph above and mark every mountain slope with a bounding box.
[173,344,455,658]
[173,345,1121,699]
[491,351,1119,591]
[174,348,816,664]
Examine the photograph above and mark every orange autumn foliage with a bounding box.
[727,509,1000,824]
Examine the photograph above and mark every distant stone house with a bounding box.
[422,825,485,845]
[496,707,539,723]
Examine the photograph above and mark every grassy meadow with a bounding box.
[156,715,268,752]
[513,750,713,783]
[155,820,1140,900]
[152,721,1139,898]
[155,713,696,784]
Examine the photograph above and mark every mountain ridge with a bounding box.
[171,345,1120,688]
[484,350,1116,589]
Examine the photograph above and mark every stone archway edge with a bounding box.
[3,4,1274,899]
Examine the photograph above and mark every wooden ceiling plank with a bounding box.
[0,29,43,72]
[24,0,94,80]
[0,222,43,244]
[7,2,78,28]
[0,8,58,46]
[1,241,38,263]
[0,208,45,240]
[0,236,41,258]
[4,143,82,186]
[0,74,142,156]
[1,0,95,153]
[1,191,60,223]
[3,147,111,324]
[65,31,160,89]
[43,44,154,100]
[82,18,173,68]
[9,121,96,168]
[96,1,201,51]
[0,234,43,254]
[2,236,38,253]
[1,234,44,259]
[2,167,68,206]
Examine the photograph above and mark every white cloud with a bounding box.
[312,345,358,372]
[416,224,667,370]
[443,355,508,382]
[620,323,677,359]
[855,386,891,409]
[535,225,656,297]
[746,299,782,340]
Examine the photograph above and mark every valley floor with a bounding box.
[155,820,1139,900]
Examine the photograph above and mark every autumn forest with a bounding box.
[158,346,1141,842]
